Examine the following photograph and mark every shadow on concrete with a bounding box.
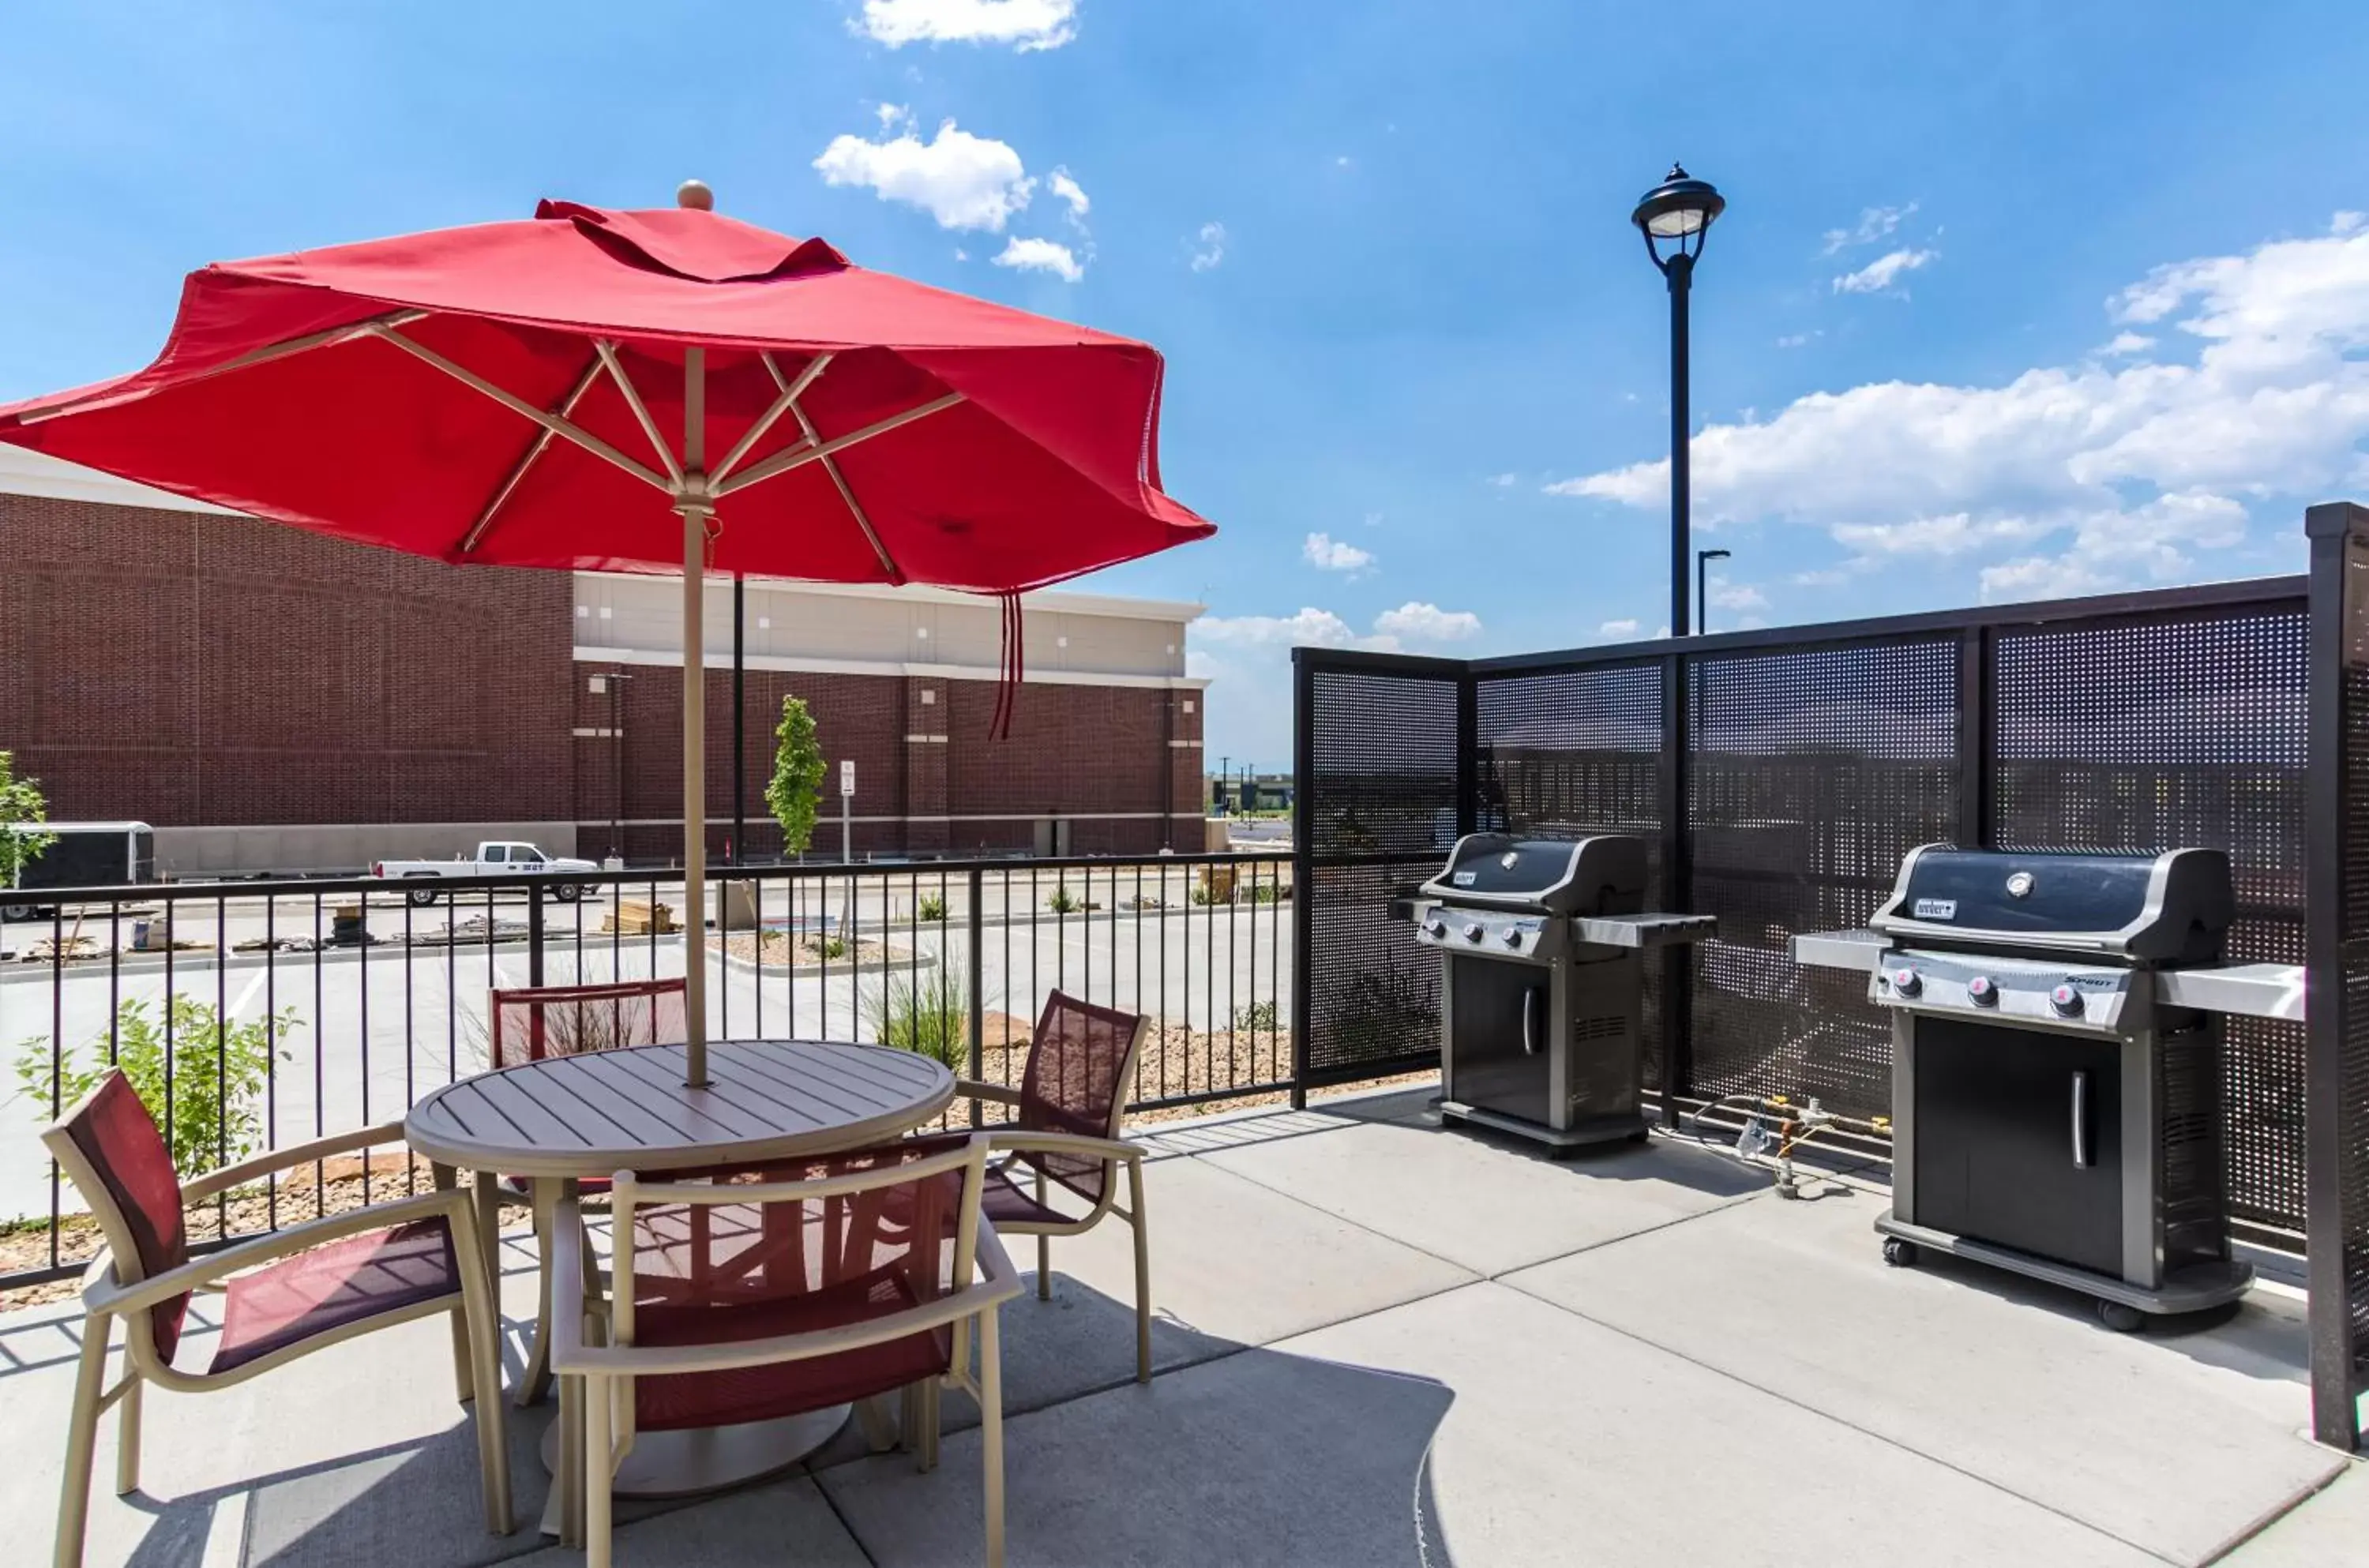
[817,1279,1457,1568]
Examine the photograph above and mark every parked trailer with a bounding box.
[2,821,156,921]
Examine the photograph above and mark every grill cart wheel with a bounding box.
[2097,1300,2146,1334]
[1882,1237,1920,1268]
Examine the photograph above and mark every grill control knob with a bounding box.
[1501,925,1525,947]
[2051,981,2083,1017]
[1967,975,1998,1005]
[1425,919,1447,939]
[1890,966,1921,996]
[1462,922,1485,943]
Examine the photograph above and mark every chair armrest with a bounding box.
[973,1216,1023,1300]
[953,1079,1023,1108]
[180,1120,411,1204]
[988,1128,1149,1162]
[84,1187,471,1317]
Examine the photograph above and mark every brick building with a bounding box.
[0,448,1207,875]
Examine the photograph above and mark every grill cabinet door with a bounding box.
[1447,955,1552,1126]
[1913,1019,2124,1277]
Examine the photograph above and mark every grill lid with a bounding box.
[1417,833,1646,916]
[1870,845,2234,965]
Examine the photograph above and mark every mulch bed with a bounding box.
[710,931,914,969]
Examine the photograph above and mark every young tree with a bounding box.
[764,696,827,857]
[0,750,58,889]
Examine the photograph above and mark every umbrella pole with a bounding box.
[679,350,711,1087]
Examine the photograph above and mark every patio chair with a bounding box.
[40,1071,512,1568]
[550,1132,1022,1568]
[955,990,1156,1382]
[490,976,687,1405]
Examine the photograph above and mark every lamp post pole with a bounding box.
[1696,547,1731,637]
[1631,164,1725,643]
[732,572,745,866]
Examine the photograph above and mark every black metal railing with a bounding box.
[0,850,1291,1289]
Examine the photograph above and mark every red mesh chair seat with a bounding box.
[61,1075,192,1363]
[979,1165,1068,1229]
[615,1135,973,1434]
[492,978,689,1192]
[632,1270,952,1431]
[212,1217,460,1375]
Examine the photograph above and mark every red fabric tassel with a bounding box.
[990,593,1023,741]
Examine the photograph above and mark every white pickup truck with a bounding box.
[370,842,601,906]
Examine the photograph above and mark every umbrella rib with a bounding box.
[457,352,606,557]
[711,352,833,486]
[593,340,683,486]
[715,392,965,498]
[364,323,670,492]
[15,308,430,426]
[777,368,904,585]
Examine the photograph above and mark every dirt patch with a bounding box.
[710,931,915,970]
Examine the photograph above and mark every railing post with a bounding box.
[527,883,546,988]
[967,865,986,1127]
[1659,650,1692,1123]
[2304,499,2369,1451]
[1290,649,1315,1110]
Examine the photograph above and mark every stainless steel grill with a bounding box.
[1410,833,1712,1151]
[1796,844,2301,1328]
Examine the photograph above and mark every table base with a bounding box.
[538,1402,850,1519]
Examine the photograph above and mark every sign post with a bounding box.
[839,759,855,864]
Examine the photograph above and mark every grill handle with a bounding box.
[1522,987,1544,1056]
[2071,1070,2092,1168]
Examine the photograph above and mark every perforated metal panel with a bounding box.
[1476,662,1666,1083]
[1297,662,1460,1082]
[1993,608,2307,1232]
[1686,640,1958,1116]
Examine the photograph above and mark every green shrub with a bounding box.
[819,933,850,960]
[866,967,969,1071]
[1189,883,1216,906]
[15,996,299,1178]
[1046,884,1082,915]
[916,894,948,922]
[1233,999,1279,1033]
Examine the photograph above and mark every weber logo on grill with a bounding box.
[1452,872,1477,887]
[1913,898,1958,920]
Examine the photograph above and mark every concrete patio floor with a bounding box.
[1,1084,2360,1567]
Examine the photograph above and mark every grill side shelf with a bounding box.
[1793,928,1890,973]
[1573,913,1717,950]
[2153,963,2304,1022]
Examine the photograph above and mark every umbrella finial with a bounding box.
[676,179,715,212]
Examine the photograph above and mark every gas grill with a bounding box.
[1410,834,1714,1152]
[1795,844,2301,1328]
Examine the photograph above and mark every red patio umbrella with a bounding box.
[0,183,1215,1084]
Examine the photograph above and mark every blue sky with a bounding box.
[5,2,2368,767]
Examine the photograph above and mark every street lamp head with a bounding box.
[1631,163,1725,272]
[1700,548,1732,564]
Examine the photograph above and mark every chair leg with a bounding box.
[112,1378,141,1497]
[584,1376,613,1568]
[433,1164,475,1402]
[455,1215,515,1536]
[54,1317,108,1568]
[922,1377,941,1472]
[980,1308,1005,1568]
[1129,1157,1153,1384]
[855,1394,899,1454]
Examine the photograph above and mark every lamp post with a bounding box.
[1631,164,1726,641]
[1695,547,1732,636]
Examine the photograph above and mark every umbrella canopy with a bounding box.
[0,191,1215,1084]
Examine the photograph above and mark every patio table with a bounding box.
[404,1037,955,1532]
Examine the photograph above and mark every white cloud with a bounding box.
[1834,247,1939,295]
[1361,511,1383,528]
[992,236,1083,283]
[1549,216,2369,602]
[2101,331,2155,357]
[1789,568,1851,587]
[1189,221,1226,272]
[814,119,1034,231]
[1046,168,1090,223]
[1196,608,1387,652]
[1302,531,1374,573]
[876,103,909,129]
[856,0,1078,51]
[1707,582,1769,611]
[1775,332,1821,349]
[1375,602,1482,642]
[1597,617,1640,637]
[1823,202,1919,255]
[1486,472,1519,487]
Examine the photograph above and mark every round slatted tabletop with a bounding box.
[404,1037,955,1178]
